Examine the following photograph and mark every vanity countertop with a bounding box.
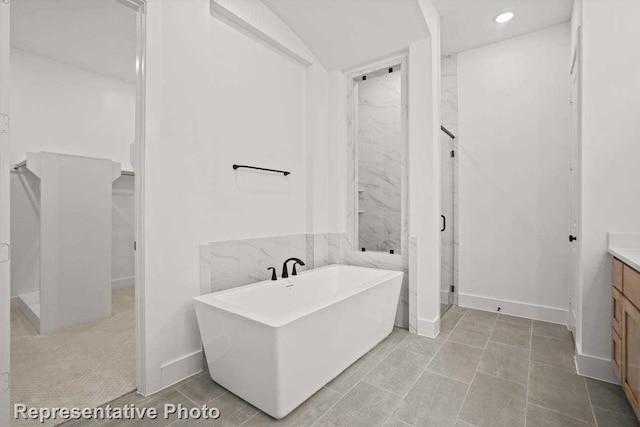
[608,232,640,272]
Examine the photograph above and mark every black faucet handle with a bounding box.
[282,257,305,279]
[292,261,304,276]
[267,267,277,281]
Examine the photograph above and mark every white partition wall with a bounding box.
[17,152,120,333]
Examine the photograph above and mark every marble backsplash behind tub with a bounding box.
[200,234,315,295]
[200,232,409,328]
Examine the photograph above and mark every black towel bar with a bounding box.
[232,164,290,176]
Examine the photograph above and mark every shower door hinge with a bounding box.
[1,372,8,392]
[133,241,136,251]
[0,243,9,263]
[450,150,455,158]
[450,285,455,293]
[0,114,8,133]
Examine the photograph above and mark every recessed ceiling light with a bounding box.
[495,12,514,23]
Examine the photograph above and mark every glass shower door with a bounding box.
[440,128,455,315]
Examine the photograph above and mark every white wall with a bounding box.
[9,48,136,297]
[9,170,39,298]
[208,14,307,240]
[457,23,571,322]
[10,171,134,298]
[575,0,640,380]
[10,48,135,170]
[141,0,329,394]
[112,175,135,289]
[411,0,441,337]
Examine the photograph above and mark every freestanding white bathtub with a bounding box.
[193,264,403,419]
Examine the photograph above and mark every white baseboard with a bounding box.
[417,316,440,338]
[575,344,619,384]
[112,276,135,290]
[458,292,568,324]
[160,349,204,390]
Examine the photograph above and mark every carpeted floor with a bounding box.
[10,287,136,427]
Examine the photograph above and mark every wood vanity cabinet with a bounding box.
[613,257,640,419]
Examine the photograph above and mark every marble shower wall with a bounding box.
[356,71,403,253]
[441,55,460,306]
[344,63,409,328]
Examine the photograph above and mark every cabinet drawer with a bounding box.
[624,265,640,310]
[613,287,623,335]
[613,327,622,382]
[613,258,624,291]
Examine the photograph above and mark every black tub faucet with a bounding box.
[267,267,277,281]
[282,258,305,279]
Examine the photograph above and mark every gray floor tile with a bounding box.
[241,387,341,427]
[447,320,493,349]
[61,420,99,426]
[382,418,412,427]
[175,373,226,405]
[427,341,483,384]
[206,391,258,426]
[497,314,532,327]
[489,321,531,349]
[477,342,530,385]
[371,328,410,357]
[441,311,465,333]
[593,406,640,427]
[393,371,468,427]
[449,306,468,314]
[459,372,527,427]
[530,334,576,372]
[363,349,431,395]
[396,331,447,357]
[527,362,594,423]
[326,351,384,394]
[462,309,498,326]
[585,378,637,418]
[532,321,573,342]
[314,382,402,427]
[525,404,595,427]
[100,389,197,427]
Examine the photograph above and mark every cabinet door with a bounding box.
[614,287,623,335]
[613,328,622,381]
[622,298,640,419]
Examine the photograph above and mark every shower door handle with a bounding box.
[441,215,446,232]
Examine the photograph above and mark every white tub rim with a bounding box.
[194,264,403,328]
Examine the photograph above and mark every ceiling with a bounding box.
[11,0,137,84]
[262,0,430,71]
[433,0,573,55]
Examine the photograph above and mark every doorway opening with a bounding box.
[6,0,146,423]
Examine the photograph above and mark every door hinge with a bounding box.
[133,241,136,251]
[450,285,455,293]
[0,243,9,263]
[1,372,8,392]
[0,114,8,133]
[451,150,455,158]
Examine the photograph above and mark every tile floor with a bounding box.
[60,307,639,427]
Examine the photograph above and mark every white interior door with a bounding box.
[568,28,582,337]
[0,0,11,423]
